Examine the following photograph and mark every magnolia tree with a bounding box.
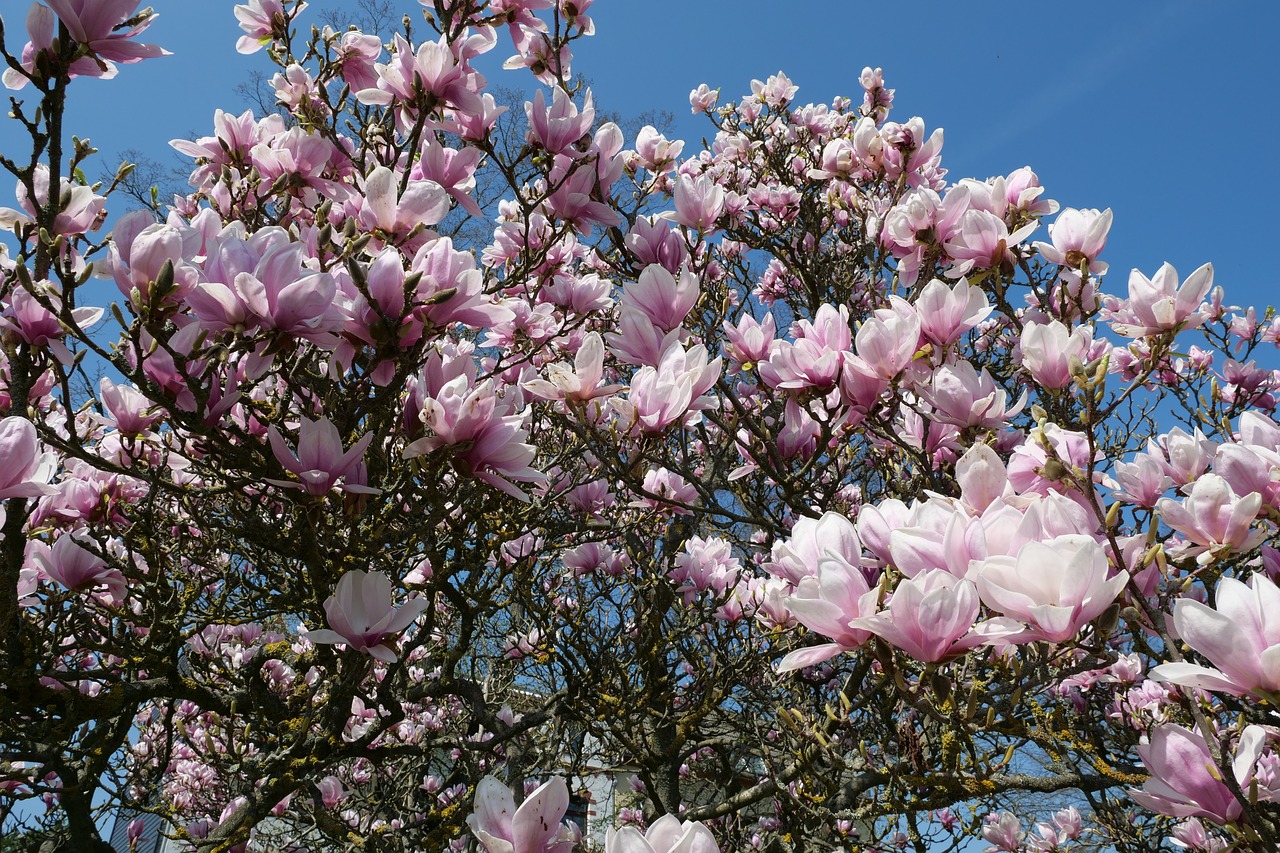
[1,1,1279,852]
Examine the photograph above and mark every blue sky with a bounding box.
[2,0,1277,315]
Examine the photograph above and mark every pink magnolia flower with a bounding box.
[1110,262,1215,338]
[1008,424,1098,499]
[525,88,595,156]
[852,296,920,379]
[723,313,776,368]
[778,554,878,672]
[234,0,304,54]
[327,29,382,92]
[1157,474,1264,564]
[29,532,126,603]
[267,417,379,496]
[671,174,725,232]
[623,343,721,433]
[605,306,681,368]
[759,304,851,391]
[1150,574,1280,700]
[955,443,1011,514]
[914,278,992,347]
[850,570,986,663]
[97,377,161,436]
[411,237,516,330]
[0,417,57,499]
[2,4,58,90]
[1034,207,1112,273]
[356,166,450,246]
[671,536,740,595]
[605,814,720,853]
[634,467,698,515]
[1019,320,1093,390]
[920,361,1025,430]
[193,239,342,342]
[0,282,102,364]
[983,811,1022,852]
[412,134,484,217]
[404,374,544,500]
[1129,724,1267,825]
[974,535,1127,644]
[3,0,169,90]
[1112,452,1172,508]
[625,216,688,273]
[1003,166,1057,217]
[767,511,862,585]
[619,265,700,333]
[689,84,718,114]
[306,570,428,663]
[356,34,485,117]
[467,776,576,853]
[634,125,684,174]
[1,165,105,238]
[943,209,1036,278]
[503,24,572,88]
[524,332,623,403]
[316,776,346,809]
[1150,427,1216,487]
[888,509,977,579]
[109,218,197,310]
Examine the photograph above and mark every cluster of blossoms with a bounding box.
[2,1,1279,852]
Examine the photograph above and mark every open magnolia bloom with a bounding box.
[605,814,720,853]
[467,776,577,853]
[305,570,428,663]
[973,535,1128,644]
[0,417,57,499]
[1128,724,1271,825]
[1151,573,1280,700]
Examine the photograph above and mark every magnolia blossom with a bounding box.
[851,296,920,379]
[1034,207,1112,273]
[306,570,428,663]
[623,343,721,433]
[3,0,169,90]
[914,278,992,347]
[29,533,127,603]
[525,88,595,156]
[974,535,1127,644]
[767,511,862,585]
[1129,724,1267,825]
[605,814,720,853]
[759,304,851,391]
[524,332,623,403]
[267,417,378,496]
[1019,320,1093,390]
[955,443,1012,513]
[723,313,776,367]
[356,166,450,244]
[0,281,103,364]
[850,570,986,663]
[467,776,576,853]
[356,34,485,117]
[778,554,878,672]
[618,265,700,333]
[671,174,725,232]
[0,417,58,499]
[405,374,544,500]
[1151,574,1280,699]
[1110,262,1214,338]
[234,0,303,54]
[921,362,1025,430]
[1156,474,1264,563]
[0,164,106,239]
